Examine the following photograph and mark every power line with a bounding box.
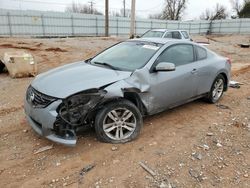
[88,1,95,14]
[10,0,163,16]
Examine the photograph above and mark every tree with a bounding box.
[148,13,163,19]
[162,0,187,20]
[231,0,250,18]
[110,9,130,17]
[231,0,242,16]
[65,2,103,15]
[239,0,250,18]
[200,3,228,20]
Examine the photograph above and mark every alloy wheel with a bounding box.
[102,108,137,141]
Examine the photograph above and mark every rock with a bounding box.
[56,162,61,166]
[109,179,114,183]
[216,143,222,147]
[23,129,28,133]
[193,153,202,160]
[155,150,166,156]
[179,163,185,167]
[189,168,203,182]
[243,174,248,178]
[34,145,53,154]
[216,104,230,110]
[63,182,67,186]
[149,142,157,146]
[111,146,118,151]
[159,181,172,188]
[203,144,210,150]
[112,159,120,164]
[206,132,214,136]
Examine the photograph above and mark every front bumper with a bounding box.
[24,99,77,146]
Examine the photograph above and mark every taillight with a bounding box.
[226,58,231,65]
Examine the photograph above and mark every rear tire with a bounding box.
[94,99,143,144]
[205,74,225,103]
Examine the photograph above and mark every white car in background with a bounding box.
[141,29,192,41]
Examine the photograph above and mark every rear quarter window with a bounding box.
[196,46,207,60]
[181,31,189,39]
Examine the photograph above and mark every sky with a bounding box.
[0,0,241,20]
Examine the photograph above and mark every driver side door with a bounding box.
[148,44,198,113]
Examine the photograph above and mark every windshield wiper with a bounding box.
[92,61,121,71]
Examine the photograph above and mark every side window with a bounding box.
[181,31,189,39]
[172,31,182,39]
[156,44,194,66]
[164,32,172,38]
[196,46,207,60]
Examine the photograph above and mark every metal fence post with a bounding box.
[199,22,201,34]
[219,20,222,34]
[96,17,98,36]
[150,21,153,29]
[71,15,74,36]
[7,12,12,36]
[116,18,119,36]
[41,14,45,36]
[239,19,242,34]
[135,20,137,36]
[209,21,213,34]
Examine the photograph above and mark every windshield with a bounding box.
[141,31,164,38]
[90,41,162,71]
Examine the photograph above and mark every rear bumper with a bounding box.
[24,99,77,146]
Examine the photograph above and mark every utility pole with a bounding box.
[105,0,109,37]
[88,1,95,14]
[123,0,126,17]
[130,0,135,38]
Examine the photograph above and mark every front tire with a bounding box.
[206,74,225,103]
[94,100,143,144]
[0,60,5,73]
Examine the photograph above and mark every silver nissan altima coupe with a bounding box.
[24,38,231,146]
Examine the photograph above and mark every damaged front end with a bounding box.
[53,89,106,142]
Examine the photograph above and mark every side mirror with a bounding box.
[136,35,141,38]
[155,62,176,72]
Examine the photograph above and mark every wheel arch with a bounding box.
[94,90,147,117]
[217,72,229,91]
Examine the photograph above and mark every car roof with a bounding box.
[128,37,187,45]
[149,29,168,32]
[148,29,188,32]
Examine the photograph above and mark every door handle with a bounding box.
[191,68,197,74]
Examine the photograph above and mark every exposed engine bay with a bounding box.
[54,90,106,139]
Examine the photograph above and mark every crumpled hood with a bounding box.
[31,62,131,98]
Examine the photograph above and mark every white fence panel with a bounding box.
[0,9,249,37]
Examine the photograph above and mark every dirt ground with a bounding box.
[0,35,249,188]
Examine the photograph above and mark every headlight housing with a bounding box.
[57,89,106,126]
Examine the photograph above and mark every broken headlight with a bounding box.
[58,89,106,126]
